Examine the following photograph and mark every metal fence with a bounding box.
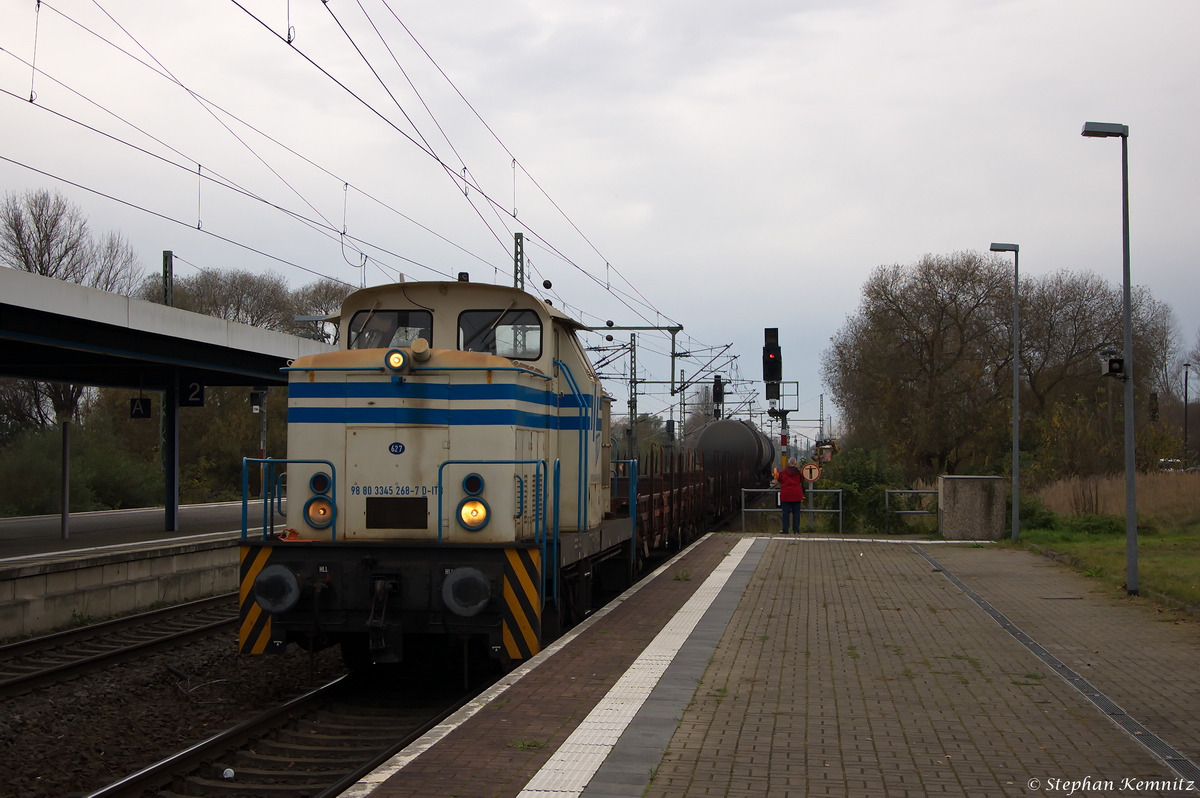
[741,488,844,534]
[884,489,937,533]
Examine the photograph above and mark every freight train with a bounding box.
[238,277,776,669]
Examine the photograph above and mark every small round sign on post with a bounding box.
[801,462,821,483]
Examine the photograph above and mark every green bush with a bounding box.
[1011,494,1057,532]
[818,448,908,533]
[1059,513,1125,536]
[0,424,161,516]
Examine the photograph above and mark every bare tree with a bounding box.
[89,231,142,295]
[823,251,1011,478]
[1,189,144,428]
[1,189,142,294]
[293,277,355,343]
[821,251,1177,482]
[0,189,91,282]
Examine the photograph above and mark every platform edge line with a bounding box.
[338,532,723,797]
[515,536,758,797]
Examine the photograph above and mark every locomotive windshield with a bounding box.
[347,310,433,350]
[458,309,542,360]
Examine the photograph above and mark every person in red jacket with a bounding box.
[777,457,805,533]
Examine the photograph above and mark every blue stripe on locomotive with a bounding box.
[289,382,592,408]
[288,382,600,430]
[289,406,597,429]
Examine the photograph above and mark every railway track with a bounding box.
[0,593,238,698]
[86,669,480,798]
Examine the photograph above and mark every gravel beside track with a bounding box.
[0,631,346,798]
[0,595,240,699]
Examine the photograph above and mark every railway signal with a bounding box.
[713,374,725,417]
[763,328,782,382]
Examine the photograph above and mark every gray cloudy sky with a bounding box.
[2,0,1197,441]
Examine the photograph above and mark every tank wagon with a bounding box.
[695,419,778,475]
[238,278,775,669]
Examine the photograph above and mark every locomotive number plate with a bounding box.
[350,484,441,496]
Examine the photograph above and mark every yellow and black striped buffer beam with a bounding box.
[502,548,542,660]
[238,545,273,654]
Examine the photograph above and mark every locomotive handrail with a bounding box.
[410,365,553,381]
[241,458,338,541]
[554,359,589,533]
[273,471,287,518]
[435,459,548,546]
[552,459,561,607]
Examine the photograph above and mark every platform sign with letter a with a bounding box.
[800,462,821,483]
[129,397,152,419]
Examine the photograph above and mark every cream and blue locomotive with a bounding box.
[238,277,632,667]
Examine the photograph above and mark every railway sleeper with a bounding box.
[250,739,387,760]
[234,749,370,769]
[274,729,404,748]
[185,771,348,794]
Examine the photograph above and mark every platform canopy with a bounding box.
[0,267,335,534]
[0,267,333,390]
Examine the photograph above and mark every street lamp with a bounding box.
[990,242,1020,542]
[1185,363,1191,469]
[1082,120,1138,596]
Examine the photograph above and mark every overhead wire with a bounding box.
[377,0,670,323]
[0,153,354,287]
[28,6,492,269]
[23,1,735,405]
[322,0,523,280]
[228,0,675,330]
[24,4,487,280]
[85,0,351,254]
[0,82,451,282]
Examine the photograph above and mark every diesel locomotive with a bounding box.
[238,276,775,669]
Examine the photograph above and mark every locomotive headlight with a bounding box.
[304,496,334,529]
[384,348,408,371]
[457,498,490,531]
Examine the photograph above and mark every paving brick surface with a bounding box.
[647,539,1200,798]
[930,546,1200,766]
[370,533,742,798]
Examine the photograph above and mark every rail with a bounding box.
[741,488,844,534]
[884,489,937,533]
[0,594,238,698]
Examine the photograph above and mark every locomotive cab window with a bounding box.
[347,310,433,350]
[458,309,542,360]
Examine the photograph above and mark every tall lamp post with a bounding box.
[991,243,1020,542]
[1185,363,1191,469]
[1082,120,1137,596]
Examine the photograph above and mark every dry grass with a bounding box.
[1035,471,1200,525]
[1024,471,1200,608]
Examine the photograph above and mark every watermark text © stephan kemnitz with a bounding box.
[1028,776,1197,793]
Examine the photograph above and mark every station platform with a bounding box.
[0,503,262,638]
[0,500,263,559]
[345,533,1200,798]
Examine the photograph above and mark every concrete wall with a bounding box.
[0,535,239,640]
[938,476,1005,541]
